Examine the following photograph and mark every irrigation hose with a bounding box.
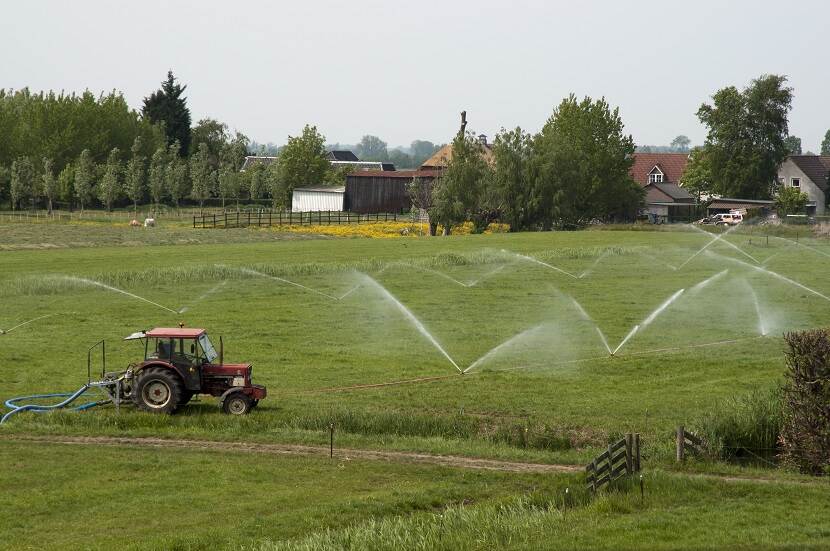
[0,385,107,424]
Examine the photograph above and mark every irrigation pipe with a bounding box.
[1,385,109,424]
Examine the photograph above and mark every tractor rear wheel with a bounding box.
[222,392,253,415]
[133,367,183,414]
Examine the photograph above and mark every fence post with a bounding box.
[213,213,216,228]
[676,426,685,462]
[193,215,196,229]
[634,433,641,472]
[329,423,334,458]
[625,433,633,475]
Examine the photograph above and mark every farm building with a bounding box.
[240,156,277,171]
[707,197,774,215]
[326,150,359,162]
[291,186,345,212]
[629,153,696,222]
[776,155,829,215]
[345,170,437,213]
[420,134,494,169]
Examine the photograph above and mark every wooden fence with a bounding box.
[675,425,706,462]
[585,433,641,491]
[193,210,407,229]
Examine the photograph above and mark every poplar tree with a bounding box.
[189,142,212,212]
[165,141,189,207]
[10,156,35,211]
[148,147,167,211]
[125,136,146,213]
[42,157,56,214]
[98,147,122,211]
[74,149,94,212]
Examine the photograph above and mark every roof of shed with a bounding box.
[348,170,439,179]
[294,186,345,193]
[240,156,277,171]
[326,150,359,162]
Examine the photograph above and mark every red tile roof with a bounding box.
[630,153,689,187]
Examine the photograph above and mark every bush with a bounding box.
[695,387,782,461]
[781,329,830,475]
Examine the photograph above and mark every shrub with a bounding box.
[695,387,782,461]
[781,329,830,475]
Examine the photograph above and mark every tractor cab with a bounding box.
[123,327,266,415]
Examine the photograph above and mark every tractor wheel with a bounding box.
[222,392,253,416]
[250,399,259,410]
[133,367,183,414]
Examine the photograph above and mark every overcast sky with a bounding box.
[2,0,828,150]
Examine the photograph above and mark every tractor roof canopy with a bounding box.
[127,328,207,340]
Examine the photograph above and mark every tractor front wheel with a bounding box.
[133,368,183,414]
[222,392,253,415]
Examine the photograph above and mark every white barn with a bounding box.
[291,186,345,212]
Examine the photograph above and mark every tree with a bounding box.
[388,149,413,169]
[41,158,56,214]
[411,140,441,167]
[10,156,35,211]
[264,162,282,209]
[74,149,94,212]
[492,127,534,231]
[191,118,230,168]
[98,147,122,211]
[784,135,802,155]
[429,131,492,235]
[680,147,713,201]
[670,135,691,152]
[142,71,192,155]
[217,167,240,209]
[219,132,249,172]
[125,136,146,213]
[189,142,212,212]
[0,164,9,207]
[247,163,265,202]
[533,95,642,228]
[697,74,793,199]
[822,130,830,155]
[165,141,189,207]
[148,147,167,211]
[406,177,436,235]
[775,186,808,215]
[354,135,388,161]
[273,125,329,208]
[57,164,74,208]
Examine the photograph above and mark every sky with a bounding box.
[2,0,828,151]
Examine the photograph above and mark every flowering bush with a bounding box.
[270,221,509,239]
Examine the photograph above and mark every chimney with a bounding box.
[478,134,488,146]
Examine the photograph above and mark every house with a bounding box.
[240,156,277,171]
[326,150,359,162]
[291,186,345,212]
[420,134,495,170]
[345,170,437,213]
[629,153,696,222]
[777,155,829,215]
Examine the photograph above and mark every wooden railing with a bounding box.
[585,433,641,491]
[193,210,406,228]
[675,425,705,462]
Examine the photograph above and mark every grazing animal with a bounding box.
[130,219,141,227]
[144,218,156,227]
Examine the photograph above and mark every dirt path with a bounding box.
[0,434,581,474]
[3,434,825,487]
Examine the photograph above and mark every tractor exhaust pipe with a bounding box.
[219,336,224,366]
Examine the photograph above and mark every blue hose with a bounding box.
[1,385,109,424]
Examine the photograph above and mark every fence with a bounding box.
[193,210,408,229]
[675,425,705,461]
[585,433,641,491]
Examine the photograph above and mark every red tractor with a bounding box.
[123,327,266,415]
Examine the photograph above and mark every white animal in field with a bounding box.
[144,218,156,227]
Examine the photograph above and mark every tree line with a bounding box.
[411,96,644,234]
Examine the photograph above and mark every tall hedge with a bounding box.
[781,329,830,475]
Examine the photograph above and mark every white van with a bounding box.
[712,213,743,226]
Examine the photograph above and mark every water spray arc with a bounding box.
[679,225,758,269]
[0,313,66,335]
[178,280,228,313]
[708,252,830,303]
[361,274,462,373]
[564,293,613,355]
[742,280,768,336]
[612,288,686,355]
[462,325,544,373]
[502,249,578,279]
[62,276,178,314]
[238,267,340,300]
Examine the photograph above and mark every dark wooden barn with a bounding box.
[345,170,437,213]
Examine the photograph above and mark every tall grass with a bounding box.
[694,387,783,461]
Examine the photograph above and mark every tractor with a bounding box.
[122,327,266,415]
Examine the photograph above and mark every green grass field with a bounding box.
[1,220,829,549]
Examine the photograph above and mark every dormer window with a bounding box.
[648,166,664,183]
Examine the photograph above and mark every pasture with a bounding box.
[1,220,829,549]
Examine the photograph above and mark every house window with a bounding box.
[649,173,664,183]
[791,178,800,188]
